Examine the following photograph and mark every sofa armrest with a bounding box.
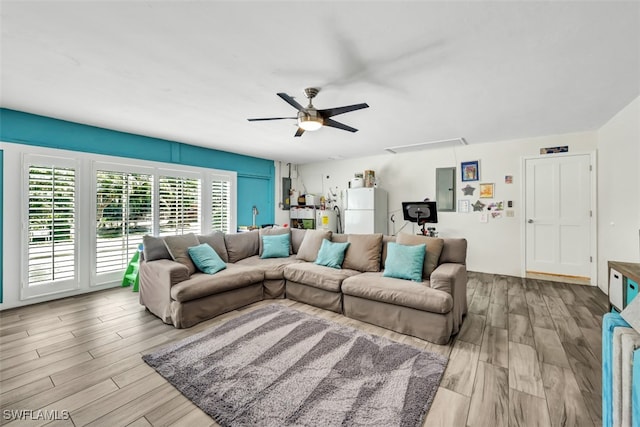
[142,259,190,287]
[139,259,190,324]
[430,263,463,293]
[430,263,468,333]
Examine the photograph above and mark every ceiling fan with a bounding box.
[248,88,369,137]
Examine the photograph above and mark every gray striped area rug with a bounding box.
[143,304,447,427]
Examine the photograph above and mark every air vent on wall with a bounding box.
[385,137,467,154]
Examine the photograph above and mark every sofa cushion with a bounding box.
[291,228,307,254]
[143,235,171,261]
[342,233,383,272]
[315,239,350,269]
[284,263,360,293]
[235,255,302,280]
[224,230,259,263]
[188,243,227,275]
[383,242,425,282]
[342,272,453,314]
[440,238,468,265]
[330,233,348,243]
[296,229,332,262]
[197,231,229,263]
[261,233,291,259]
[170,264,264,303]
[259,227,291,256]
[396,233,444,278]
[381,235,396,270]
[163,233,200,275]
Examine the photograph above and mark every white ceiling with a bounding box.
[2,1,639,164]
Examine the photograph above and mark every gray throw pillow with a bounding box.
[197,231,229,263]
[142,235,171,261]
[342,233,383,272]
[296,229,332,262]
[259,227,291,257]
[224,230,260,263]
[395,233,444,278]
[163,233,200,275]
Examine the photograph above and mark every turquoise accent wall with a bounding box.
[0,109,275,227]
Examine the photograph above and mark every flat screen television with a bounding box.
[402,201,438,234]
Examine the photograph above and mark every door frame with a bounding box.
[520,151,598,285]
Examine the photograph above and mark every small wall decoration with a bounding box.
[458,199,471,213]
[487,201,504,211]
[540,146,568,154]
[479,183,494,198]
[461,161,479,182]
[461,184,476,196]
[472,200,486,212]
[505,175,513,184]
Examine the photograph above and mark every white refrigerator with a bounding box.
[344,188,388,234]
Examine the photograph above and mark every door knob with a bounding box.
[528,219,534,223]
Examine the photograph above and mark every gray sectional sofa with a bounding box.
[139,227,468,344]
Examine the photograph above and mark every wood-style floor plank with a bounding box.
[467,361,509,427]
[440,340,480,397]
[480,326,508,369]
[509,388,552,427]
[0,272,608,426]
[423,387,470,427]
[508,341,545,398]
[540,362,595,427]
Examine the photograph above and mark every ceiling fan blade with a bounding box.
[247,117,297,121]
[323,118,358,133]
[318,103,369,118]
[294,127,305,137]
[277,93,305,111]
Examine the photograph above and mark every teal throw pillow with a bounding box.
[261,233,291,259]
[315,239,350,269]
[383,242,426,282]
[188,243,227,275]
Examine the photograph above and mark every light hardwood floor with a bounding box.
[0,272,607,426]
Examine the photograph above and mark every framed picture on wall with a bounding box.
[461,161,479,182]
[479,183,494,198]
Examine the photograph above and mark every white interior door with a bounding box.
[525,154,592,278]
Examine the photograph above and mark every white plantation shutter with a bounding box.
[27,164,76,285]
[96,171,153,274]
[211,175,231,233]
[158,175,201,235]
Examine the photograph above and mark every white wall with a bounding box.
[597,96,640,289]
[295,131,597,277]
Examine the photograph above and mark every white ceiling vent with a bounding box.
[385,138,468,154]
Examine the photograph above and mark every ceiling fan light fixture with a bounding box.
[297,111,323,131]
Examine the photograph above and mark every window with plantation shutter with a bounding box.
[27,164,76,286]
[158,175,201,235]
[96,171,153,275]
[211,175,231,233]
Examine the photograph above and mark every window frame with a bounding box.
[209,173,234,234]
[92,162,155,286]
[22,154,80,299]
[156,169,203,237]
[13,144,239,301]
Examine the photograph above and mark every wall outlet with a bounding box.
[506,210,515,217]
